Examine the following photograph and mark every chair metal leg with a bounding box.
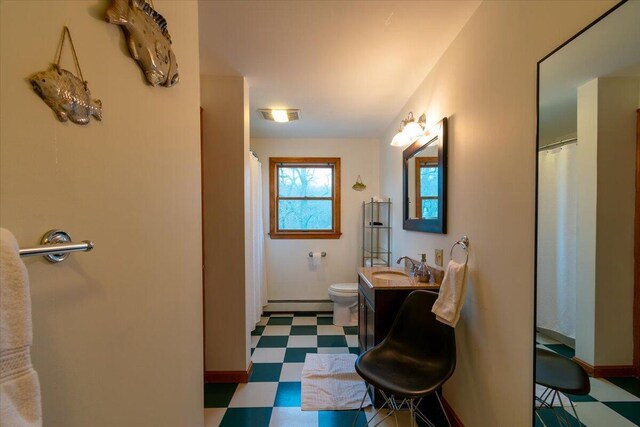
[356,387,397,427]
[353,384,371,427]
[435,391,452,427]
[535,409,549,427]
[568,397,582,426]
[357,390,448,427]
[555,391,574,427]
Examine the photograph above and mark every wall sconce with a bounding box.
[390,112,427,147]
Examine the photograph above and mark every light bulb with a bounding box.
[390,132,410,147]
[403,121,423,141]
[272,110,289,122]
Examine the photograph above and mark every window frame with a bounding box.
[414,157,439,219]
[269,157,341,239]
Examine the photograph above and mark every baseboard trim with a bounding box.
[265,300,333,313]
[442,397,464,427]
[572,357,637,378]
[204,362,253,384]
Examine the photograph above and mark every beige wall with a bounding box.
[576,77,638,366]
[0,1,203,426]
[251,138,380,302]
[576,79,599,364]
[593,78,637,365]
[377,1,616,425]
[200,75,250,371]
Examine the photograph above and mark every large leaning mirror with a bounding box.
[403,117,447,233]
[534,1,640,425]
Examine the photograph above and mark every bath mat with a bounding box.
[535,384,572,408]
[301,353,372,411]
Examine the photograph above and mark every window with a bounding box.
[269,157,341,239]
[415,157,438,219]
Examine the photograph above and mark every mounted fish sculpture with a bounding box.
[106,0,179,87]
[29,66,102,125]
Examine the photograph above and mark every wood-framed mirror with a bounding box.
[403,117,447,233]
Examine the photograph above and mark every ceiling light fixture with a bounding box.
[390,112,427,147]
[259,109,301,122]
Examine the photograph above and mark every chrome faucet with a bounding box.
[397,256,419,272]
[397,255,431,283]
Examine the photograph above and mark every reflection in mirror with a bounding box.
[403,118,447,233]
[535,1,640,425]
[407,144,439,220]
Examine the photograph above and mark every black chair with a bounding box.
[535,347,590,426]
[353,290,456,427]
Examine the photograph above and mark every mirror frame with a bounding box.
[402,117,448,233]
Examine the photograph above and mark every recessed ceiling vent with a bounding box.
[259,109,301,123]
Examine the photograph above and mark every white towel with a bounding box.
[0,229,42,427]
[301,354,371,411]
[431,260,467,327]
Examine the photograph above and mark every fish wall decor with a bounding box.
[106,0,179,87]
[29,26,102,125]
[30,66,102,124]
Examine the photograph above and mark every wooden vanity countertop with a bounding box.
[358,266,441,290]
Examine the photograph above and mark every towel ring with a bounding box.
[450,236,469,265]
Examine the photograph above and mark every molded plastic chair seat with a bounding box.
[356,341,451,398]
[536,347,590,395]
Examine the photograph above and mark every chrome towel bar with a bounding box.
[19,229,94,263]
[450,236,469,265]
[308,252,327,258]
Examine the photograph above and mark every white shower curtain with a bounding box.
[249,153,268,326]
[537,144,577,339]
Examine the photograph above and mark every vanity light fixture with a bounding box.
[390,112,427,147]
[259,109,301,123]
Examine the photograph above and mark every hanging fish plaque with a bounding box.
[29,27,102,125]
[106,0,179,87]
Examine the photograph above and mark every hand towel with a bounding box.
[431,260,468,327]
[0,228,42,427]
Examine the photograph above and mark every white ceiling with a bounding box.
[539,0,640,144]
[198,1,480,139]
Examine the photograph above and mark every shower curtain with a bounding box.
[537,144,577,339]
[249,153,268,327]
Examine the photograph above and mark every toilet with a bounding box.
[328,283,359,326]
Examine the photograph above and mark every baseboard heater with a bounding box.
[265,299,333,313]
[536,327,575,348]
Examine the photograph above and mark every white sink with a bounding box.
[372,271,410,281]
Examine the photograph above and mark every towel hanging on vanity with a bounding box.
[431,260,468,327]
[0,228,42,427]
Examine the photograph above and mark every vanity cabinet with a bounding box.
[357,279,414,353]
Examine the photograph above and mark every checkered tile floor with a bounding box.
[204,313,447,427]
[536,333,640,426]
[204,313,368,427]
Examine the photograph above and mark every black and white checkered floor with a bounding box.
[536,333,640,426]
[203,315,640,426]
[204,312,454,427]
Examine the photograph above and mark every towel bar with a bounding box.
[449,236,469,265]
[308,252,327,258]
[19,229,94,263]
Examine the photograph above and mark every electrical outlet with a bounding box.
[435,249,443,267]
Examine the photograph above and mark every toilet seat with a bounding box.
[329,283,358,295]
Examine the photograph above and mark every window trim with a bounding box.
[269,157,341,239]
[414,157,439,219]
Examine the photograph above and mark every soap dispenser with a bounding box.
[416,253,431,283]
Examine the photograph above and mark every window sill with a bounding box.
[269,232,342,240]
